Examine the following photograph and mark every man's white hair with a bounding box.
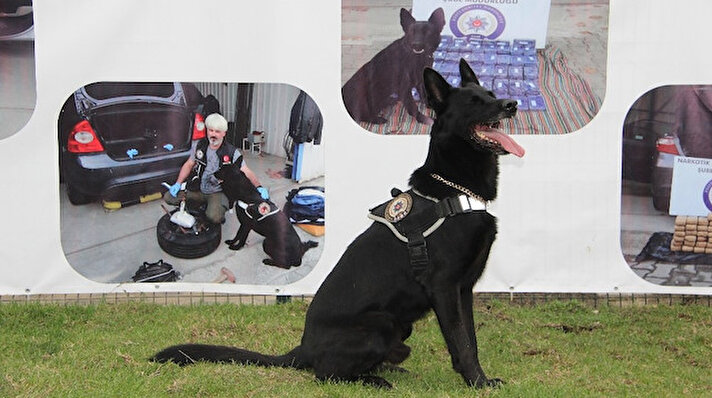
[205,113,228,132]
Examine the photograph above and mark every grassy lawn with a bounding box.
[1,299,711,397]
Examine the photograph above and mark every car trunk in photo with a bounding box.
[89,104,193,161]
[61,82,204,205]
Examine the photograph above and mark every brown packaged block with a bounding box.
[694,247,706,254]
[675,216,687,226]
[671,244,683,252]
[686,225,698,232]
[682,245,694,252]
[684,235,697,243]
[707,248,712,254]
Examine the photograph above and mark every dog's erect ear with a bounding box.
[459,59,480,87]
[429,8,446,31]
[424,67,451,112]
[400,8,416,31]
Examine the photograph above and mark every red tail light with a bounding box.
[67,120,104,153]
[656,135,681,155]
[192,113,206,140]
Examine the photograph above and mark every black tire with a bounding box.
[66,184,93,205]
[156,211,221,259]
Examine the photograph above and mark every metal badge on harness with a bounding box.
[385,192,413,222]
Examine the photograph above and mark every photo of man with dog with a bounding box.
[163,113,267,225]
[58,83,325,285]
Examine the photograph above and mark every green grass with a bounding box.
[1,300,711,397]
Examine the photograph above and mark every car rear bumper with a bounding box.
[62,150,191,201]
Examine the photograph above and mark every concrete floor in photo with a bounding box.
[0,40,35,140]
[60,151,325,287]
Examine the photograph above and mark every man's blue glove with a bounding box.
[257,186,269,200]
[169,182,182,197]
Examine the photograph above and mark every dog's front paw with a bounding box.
[227,241,245,250]
[416,114,434,125]
[477,377,504,388]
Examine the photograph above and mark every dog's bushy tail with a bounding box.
[151,344,307,369]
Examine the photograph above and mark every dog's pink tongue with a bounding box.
[482,128,525,157]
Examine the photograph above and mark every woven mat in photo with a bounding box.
[357,45,603,136]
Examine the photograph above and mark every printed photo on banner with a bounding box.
[58,82,325,285]
[0,0,35,140]
[621,85,712,288]
[341,0,608,135]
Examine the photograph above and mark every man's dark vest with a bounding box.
[188,139,240,190]
[368,188,488,277]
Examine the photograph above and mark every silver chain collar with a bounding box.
[430,173,487,204]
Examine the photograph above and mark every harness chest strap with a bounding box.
[236,200,280,222]
[368,190,488,274]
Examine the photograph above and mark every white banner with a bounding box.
[1,0,712,296]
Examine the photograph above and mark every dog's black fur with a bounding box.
[152,60,524,389]
[342,8,445,125]
[213,163,318,269]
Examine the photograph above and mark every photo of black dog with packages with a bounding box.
[58,82,324,285]
[342,1,607,135]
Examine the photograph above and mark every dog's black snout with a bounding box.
[502,100,518,113]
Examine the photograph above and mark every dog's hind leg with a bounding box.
[262,258,290,269]
[307,312,407,389]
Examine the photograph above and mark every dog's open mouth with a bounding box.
[472,124,525,157]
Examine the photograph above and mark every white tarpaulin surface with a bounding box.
[2,0,712,296]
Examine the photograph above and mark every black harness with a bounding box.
[368,188,488,276]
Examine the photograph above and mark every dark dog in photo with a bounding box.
[342,7,445,125]
[213,162,318,269]
[153,59,524,389]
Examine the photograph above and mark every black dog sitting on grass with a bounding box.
[153,60,524,389]
[213,162,317,269]
[342,7,445,125]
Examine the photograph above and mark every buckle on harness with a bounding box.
[407,236,429,271]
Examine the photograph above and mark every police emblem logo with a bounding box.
[385,193,413,222]
[258,202,271,216]
[450,4,506,40]
[196,149,204,159]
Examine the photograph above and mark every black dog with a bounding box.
[213,162,318,269]
[342,8,445,125]
[152,60,524,389]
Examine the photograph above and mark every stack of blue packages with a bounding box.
[432,36,546,111]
